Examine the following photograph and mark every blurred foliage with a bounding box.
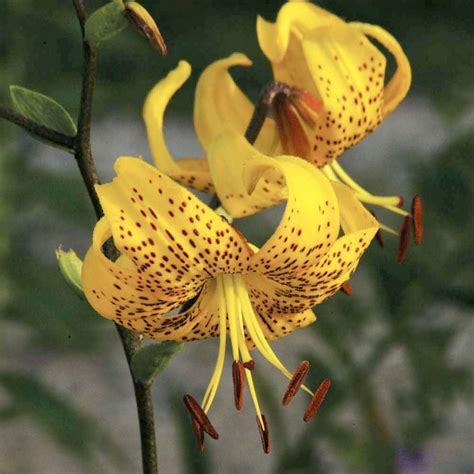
[0,0,473,473]
[0,371,130,472]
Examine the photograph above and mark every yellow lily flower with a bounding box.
[143,3,420,260]
[81,142,378,450]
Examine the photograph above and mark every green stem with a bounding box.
[71,1,159,472]
[0,104,75,150]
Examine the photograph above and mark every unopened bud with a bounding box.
[125,2,167,55]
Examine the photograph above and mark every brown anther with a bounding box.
[398,196,405,208]
[282,360,310,406]
[256,414,271,454]
[411,195,423,244]
[341,281,353,296]
[191,418,205,453]
[397,216,411,263]
[183,394,219,439]
[303,378,331,422]
[292,88,323,115]
[243,360,255,370]
[370,211,385,247]
[232,361,245,411]
[274,95,311,159]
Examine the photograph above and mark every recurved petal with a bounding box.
[194,53,279,156]
[351,22,412,117]
[330,181,379,235]
[96,157,252,298]
[143,60,213,192]
[118,280,222,342]
[83,239,220,341]
[257,2,343,63]
[82,234,183,324]
[207,130,287,218]
[300,25,387,166]
[241,145,340,279]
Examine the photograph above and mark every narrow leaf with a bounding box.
[56,247,84,297]
[85,0,128,47]
[10,85,77,136]
[131,342,184,385]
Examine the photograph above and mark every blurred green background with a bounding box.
[0,1,473,473]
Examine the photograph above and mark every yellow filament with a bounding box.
[202,276,227,413]
[233,281,264,423]
[322,164,338,181]
[235,276,314,396]
[331,161,405,209]
[379,222,399,236]
[223,274,240,361]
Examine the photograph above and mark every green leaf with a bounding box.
[85,0,128,47]
[56,247,84,297]
[10,85,77,137]
[131,341,184,385]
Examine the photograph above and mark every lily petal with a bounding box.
[241,144,340,277]
[241,277,317,341]
[257,2,343,64]
[299,25,386,166]
[84,240,220,341]
[143,60,213,192]
[351,22,412,117]
[207,129,287,218]
[194,53,279,155]
[96,157,251,298]
[330,181,379,235]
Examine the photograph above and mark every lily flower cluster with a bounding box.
[82,1,423,453]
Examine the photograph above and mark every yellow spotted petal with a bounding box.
[117,280,222,342]
[352,22,412,117]
[207,129,287,218]
[244,278,317,341]
[194,53,280,156]
[299,25,387,167]
[143,60,213,192]
[239,144,340,278]
[82,232,183,324]
[257,2,343,63]
[96,157,252,298]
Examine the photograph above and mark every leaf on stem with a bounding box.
[56,247,84,297]
[85,0,128,47]
[131,341,184,385]
[10,85,77,137]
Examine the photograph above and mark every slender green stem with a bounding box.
[71,1,159,472]
[0,104,75,150]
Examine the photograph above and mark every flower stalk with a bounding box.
[71,1,159,472]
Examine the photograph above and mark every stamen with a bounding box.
[292,88,323,114]
[183,394,219,440]
[397,216,411,263]
[202,278,227,413]
[282,360,310,406]
[191,418,205,453]
[256,414,271,454]
[398,196,405,208]
[303,378,331,422]
[274,95,311,159]
[341,282,353,296]
[411,195,423,244]
[244,360,255,370]
[232,360,245,411]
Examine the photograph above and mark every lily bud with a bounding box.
[125,2,167,55]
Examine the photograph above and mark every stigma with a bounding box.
[183,274,331,453]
